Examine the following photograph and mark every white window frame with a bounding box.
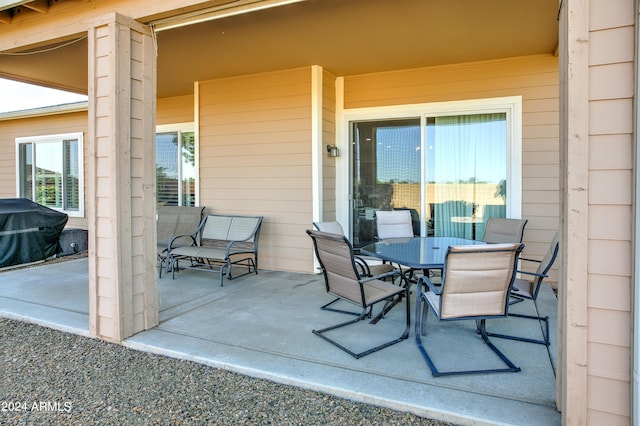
[15,132,85,217]
[156,122,199,207]
[336,96,522,230]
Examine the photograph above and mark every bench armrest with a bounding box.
[168,234,197,252]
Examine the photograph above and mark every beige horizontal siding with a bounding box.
[156,95,194,125]
[322,69,337,222]
[582,0,635,421]
[198,68,313,273]
[345,55,557,107]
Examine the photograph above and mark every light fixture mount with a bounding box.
[326,144,339,157]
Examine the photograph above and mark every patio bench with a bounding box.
[157,205,205,277]
[169,214,263,286]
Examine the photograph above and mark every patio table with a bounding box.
[360,237,485,322]
[360,236,485,270]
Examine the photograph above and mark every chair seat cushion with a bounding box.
[171,246,227,260]
[367,263,395,276]
[362,279,404,305]
[425,289,508,319]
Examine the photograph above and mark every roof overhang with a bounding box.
[0,1,34,12]
[0,0,560,99]
[0,100,88,120]
[151,0,307,32]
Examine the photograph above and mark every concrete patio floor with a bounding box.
[0,258,561,425]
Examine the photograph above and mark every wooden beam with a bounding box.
[559,0,589,423]
[23,0,49,13]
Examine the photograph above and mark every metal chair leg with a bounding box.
[321,298,370,317]
[415,295,521,377]
[313,288,410,359]
[487,312,550,346]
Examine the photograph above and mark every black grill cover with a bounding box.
[0,198,68,268]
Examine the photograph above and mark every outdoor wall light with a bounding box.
[326,144,340,157]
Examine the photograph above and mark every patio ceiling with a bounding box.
[0,0,559,98]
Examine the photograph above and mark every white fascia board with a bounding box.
[0,101,88,121]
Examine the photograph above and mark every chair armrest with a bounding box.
[354,256,372,276]
[417,275,440,295]
[516,270,548,278]
[520,257,542,264]
[360,270,401,283]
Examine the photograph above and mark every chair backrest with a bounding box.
[438,243,524,319]
[376,210,414,240]
[306,229,364,306]
[156,206,205,247]
[530,231,560,298]
[201,215,263,242]
[482,217,528,243]
[313,221,344,236]
[394,208,420,236]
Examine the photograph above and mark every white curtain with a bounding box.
[432,113,506,239]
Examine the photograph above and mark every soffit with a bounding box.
[0,0,559,98]
[0,0,67,23]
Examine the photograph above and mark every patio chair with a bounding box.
[156,205,205,277]
[415,242,524,376]
[313,220,397,316]
[488,231,560,346]
[475,204,506,239]
[481,217,527,301]
[313,221,395,278]
[376,209,429,285]
[375,210,414,240]
[393,207,421,236]
[482,217,528,244]
[306,229,410,359]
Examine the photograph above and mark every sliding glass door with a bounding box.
[350,109,509,248]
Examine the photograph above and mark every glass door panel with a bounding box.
[63,139,80,211]
[34,141,63,208]
[156,130,196,207]
[426,113,507,240]
[156,132,180,206]
[351,118,421,248]
[180,131,196,207]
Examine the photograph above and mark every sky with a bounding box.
[0,78,87,113]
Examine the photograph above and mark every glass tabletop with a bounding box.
[360,237,485,269]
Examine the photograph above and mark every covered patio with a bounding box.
[2,0,638,423]
[0,257,560,425]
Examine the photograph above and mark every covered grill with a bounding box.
[0,198,68,268]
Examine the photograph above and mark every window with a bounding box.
[345,97,521,247]
[16,132,84,217]
[156,123,197,207]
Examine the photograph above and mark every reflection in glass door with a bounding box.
[427,113,507,241]
[350,112,508,247]
[351,119,421,247]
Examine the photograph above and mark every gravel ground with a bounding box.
[1,318,454,426]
